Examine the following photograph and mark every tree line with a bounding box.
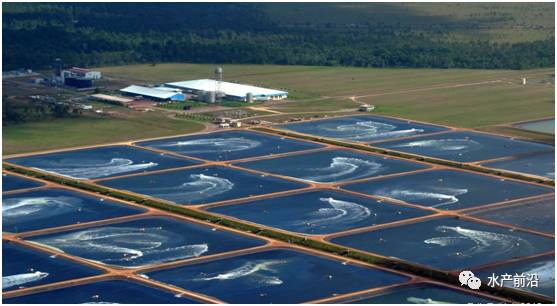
[3,3,554,70]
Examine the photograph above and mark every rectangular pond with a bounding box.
[514,119,555,135]
[3,280,201,304]
[99,166,307,205]
[3,241,102,292]
[342,169,553,211]
[329,217,554,271]
[207,190,432,235]
[235,149,429,184]
[279,115,448,143]
[146,248,409,303]
[136,130,323,161]
[336,283,500,304]
[6,145,199,180]
[3,188,146,233]
[373,131,553,162]
[3,173,44,192]
[482,151,555,180]
[26,216,266,268]
[476,255,554,298]
[470,196,554,234]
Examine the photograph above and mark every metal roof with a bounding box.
[165,79,288,98]
[154,86,183,93]
[120,85,181,99]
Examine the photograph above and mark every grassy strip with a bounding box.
[252,127,555,187]
[2,163,553,303]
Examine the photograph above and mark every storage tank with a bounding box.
[246,92,253,103]
[206,91,216,103]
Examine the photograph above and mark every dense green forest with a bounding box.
[3,3,555,70]
[3,98,79,125]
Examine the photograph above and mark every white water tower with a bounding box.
[215,67,224,99]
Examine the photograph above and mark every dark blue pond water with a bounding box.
[3,188,145,233]
[3,241,101,291]
[470,196,554,234]
[374,131,553,162]
[482,151,555,180]
[27,217,266,268]
[6,146,199,180]
[337,283,499,303]
[476,256,554,298]
[342,169,552,210]
[3,174,43,192]
[279,115,448,143]
[235,149,429,184]
[136,130,323,161]
[147,249,409,303]
[99,166,307,205]
[330,217,554,271]
[208,190,432,235]
[3,280,201,304]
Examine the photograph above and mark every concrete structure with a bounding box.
[65,67,102,80]
[90,94,134,105]
[120,85,185,101]
[214,117,232,124]
[78,104,93,110]
[359,104,376,112]
[165,79,288,102]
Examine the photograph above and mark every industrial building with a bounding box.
[63,67,102,80]
[165,79,288,102]
[51,63,102,88]
[64,77,93,88]
[120,85,186,101]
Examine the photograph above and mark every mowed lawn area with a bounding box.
[100,63,554,128]
[358,78,554,128]
[3,112,205,155]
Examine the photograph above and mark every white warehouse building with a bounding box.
[165,79,288,102]
[120,85,186,101]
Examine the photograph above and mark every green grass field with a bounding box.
[358,80,554,128]
[3,113,205,155]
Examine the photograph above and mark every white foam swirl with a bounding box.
[424,226,532,257]
[522,260,555,287]
[33,227,208,267]
[145,174,234,203]
[406,297,449,304]
[194,260,286,286]
[35,158,157,179]
[321,121,424,141]
[295,197,371,226]
[303,157,383,183]
[393,139,482,152]
[376,188,468,208]
[159,138,260,153]
[3,196,80,219]
[3,271,49,289]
